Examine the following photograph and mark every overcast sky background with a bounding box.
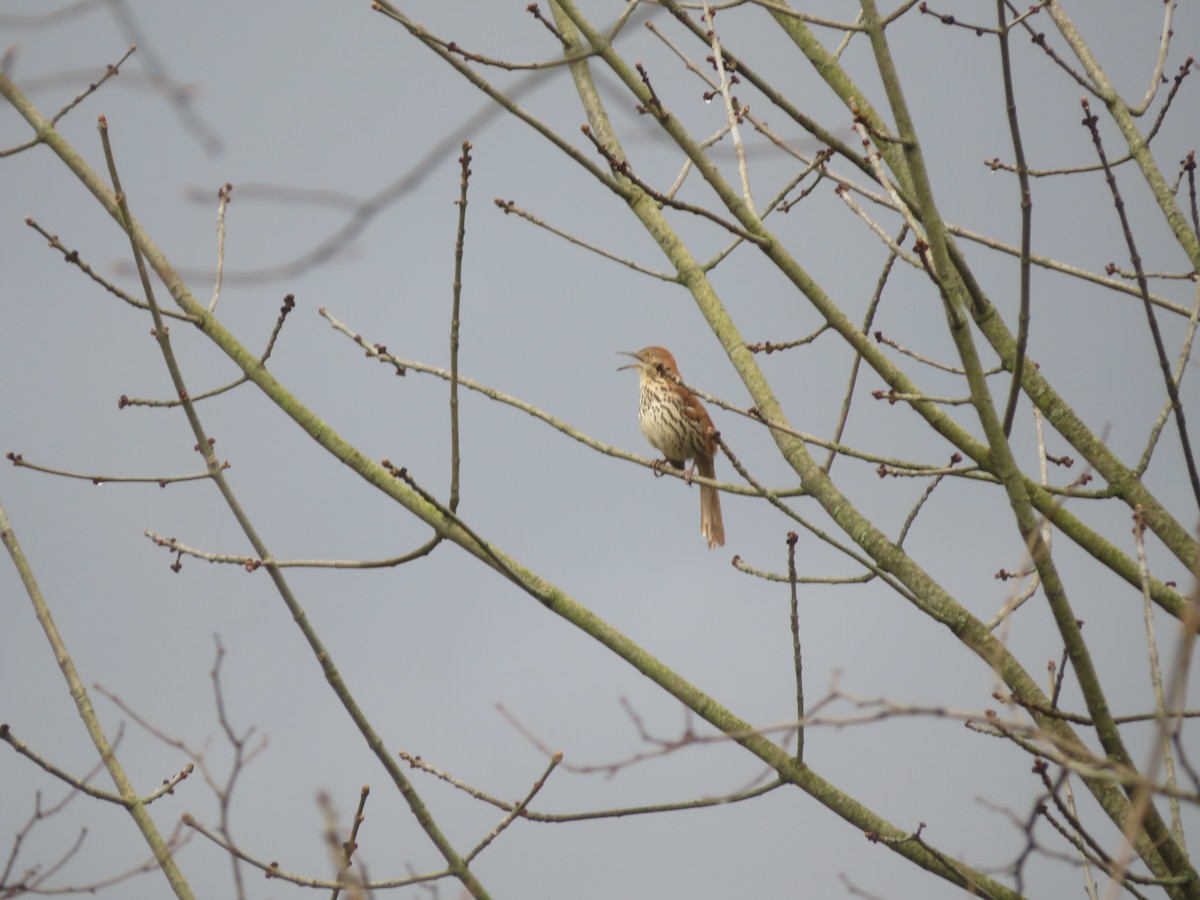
[2,2,1199,898]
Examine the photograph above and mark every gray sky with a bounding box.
[2,2,1198,898]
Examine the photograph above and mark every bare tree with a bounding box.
[1,2,1198,898]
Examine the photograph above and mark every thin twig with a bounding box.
[0,44,136,157]
[987,407,1050,629]
[1128,0,1176,116]
[181,814,450,890]
[449,142,471,514]
[328,786,371,900]
[208,183,231,313]
[494,198,676,280]
[143,529,444,573]
[996,0,1032,436]
[398,746,783,821]
[1081,98,1200,511]
[464,754,561,864]
[1132,507,1184,845]
[119,295,296,409]
[6,452,215,486]
[701,0,755,215]
[1136,281,1200,477]
[0,724,192,807]
[23,216,195,321]
[786,532,804,763]
[579,123,767,244]
[825,233,903,474]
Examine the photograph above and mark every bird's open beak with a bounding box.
[616,351,641,372]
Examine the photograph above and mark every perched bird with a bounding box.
[619,346,725,548]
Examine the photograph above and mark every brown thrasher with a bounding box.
[619,346,725,548]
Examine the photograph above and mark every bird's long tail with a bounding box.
[696,454,725,549]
